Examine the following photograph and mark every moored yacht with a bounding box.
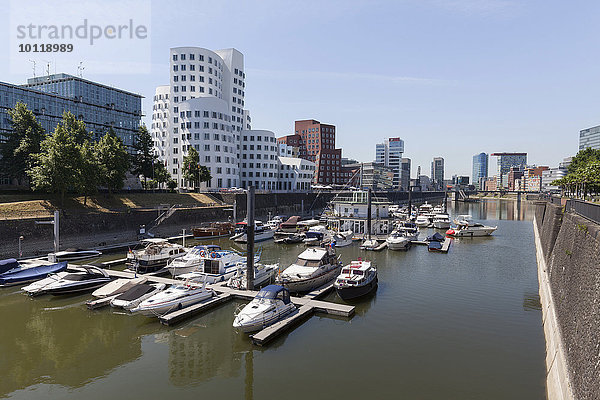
[91,277,147,298]
[110,282,166,310]
[227,263,279,290]
[277,247,341,293]
[43,266,111,295]
[433,214,451,229]
[386,231,410,250]
[446,221,497,237]
[175,248,261,283]
[166,245,222,276]
[415,215,431,228]
[232,285,296,332]
[396,221,419,241]
[130,280,215,316]
[127,238,187,273]
[230,221,275,243]
[329,230,353,247]
[334,259,378,300]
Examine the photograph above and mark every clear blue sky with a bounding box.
[1,0,598,178]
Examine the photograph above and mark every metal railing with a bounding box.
[565,199,600,224]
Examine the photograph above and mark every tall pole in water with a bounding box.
[367,188,372,241]
[408,186,412,217]
[246,186,255,291]
[53,210,59,253]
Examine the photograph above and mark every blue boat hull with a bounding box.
[0,262,68,286]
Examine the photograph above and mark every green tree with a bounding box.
[78,140,100,205]
[199,165,212,185]
[132,125,155,189]
[60,111,91,144]
[0,102,45,184]
[96,129,130,194]
[153,160,170,189]
[182,147,201,189]
[27,119,81,205]
[167,178,178,192]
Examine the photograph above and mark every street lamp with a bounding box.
[18,236,24,259]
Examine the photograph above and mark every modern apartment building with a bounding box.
[151,47,247,189]
[239,130,279,191]
[491,152,527,189]
[277,157,315,192]
[579,125,600,150]
[277,119,342,185]
[430,157,445,190]
[472,152,488,189]
[375,137,404,189]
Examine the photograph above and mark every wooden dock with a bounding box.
[86,294,118,310]
[159,293,232,325]
[441,237,452,252]
[250,305,314,345]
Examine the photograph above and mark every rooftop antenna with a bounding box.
[43,60,51,79]
[77,61,85,78]
[29,60,36,78]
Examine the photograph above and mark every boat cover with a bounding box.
[428,241,442,251]
[256,285,290,303]
[114,283,156,301]
[427,232,445,242]
[0,258,19,274]
[0,261,67,285]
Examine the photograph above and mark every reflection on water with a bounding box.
[1,199,546,400]
[0,290,148,397]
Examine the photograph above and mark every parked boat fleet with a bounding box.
[0,200,498,338]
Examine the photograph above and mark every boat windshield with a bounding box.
[353,270,364,276]
[295,258,321,267]
[341,268,350,274]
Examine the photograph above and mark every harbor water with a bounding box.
[0,199,545,399]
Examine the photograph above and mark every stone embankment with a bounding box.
[0,190,447,259]
[534,201,600,400]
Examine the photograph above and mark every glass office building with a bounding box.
[579,125,600,150]
[472,152,488,189]
[1,73,142,149]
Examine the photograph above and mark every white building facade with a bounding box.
[277,157,315,192]
[239,130,279,191]
[375,137,404,189]
[152,47,248,189]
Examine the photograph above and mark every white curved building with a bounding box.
[152,47,248,189]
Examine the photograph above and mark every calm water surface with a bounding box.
[0,199,545,399]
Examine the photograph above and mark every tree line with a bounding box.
[0,102,210,204]
[552,148,600,200]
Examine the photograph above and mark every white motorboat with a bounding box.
[231,221,275,243]
[433,214,451,229]
[130,280,215,316]
[415,215,431,228]
[396,221,419,241]
[360,238,379,250]
[266,215,285,230]
[386,231,411,250]
[232,285,296,333]
[43,266,111,295]
[296,219,320,230]
[419,202,434,214]
[91,277,147,298]
[166,244,222,276]
[226,263,279,290]
[276,247,341,293]
[329,230,353,247]
[433,205,445,214]
[303,225,331,246]
[110,282,166,310]
[22,271,70,296]
[127,238,187,273]
[446,222,497,237]
[48,249,102,262]
[175,248,261,283]
[334,260,378,300]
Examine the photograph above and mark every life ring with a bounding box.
[210,251,219,258]
[199,250,206,257]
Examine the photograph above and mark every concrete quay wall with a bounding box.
[534,202,600,399]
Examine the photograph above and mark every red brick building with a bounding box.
[277,119,343,185]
